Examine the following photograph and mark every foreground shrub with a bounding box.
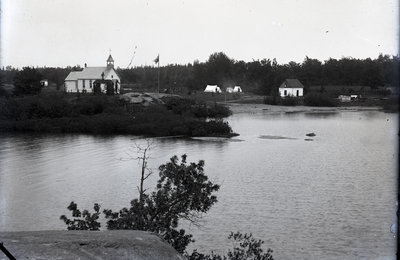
[60,152,273,258]
[187,232,274,260]
[304,93,338,107]
[60,202,101,231]
[61,155,220,254]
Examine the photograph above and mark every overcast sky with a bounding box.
[1,0,399,68]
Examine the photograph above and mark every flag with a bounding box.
[154,54,159,64]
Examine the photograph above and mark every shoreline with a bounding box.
[225,102,385,115]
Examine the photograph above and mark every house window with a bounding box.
[82,80,85,89]
[296,90,299,96]
[90,80,92,88]
[284,90,287,96]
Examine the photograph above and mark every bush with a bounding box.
[164,97,195,114]
[0,86,9,97]
[382,97,399,112]
[187,232,274,260]
[74,95,122,115]
[13,67,43,96]
[264,95,298,106]
[280,96,298,106]
[0,94,72,120]
[164,97,231,118]
[189,119,233,137]
[206,103,232,118]
[304,93,338,107]
[60,201,101,231]
[263,96,279,105]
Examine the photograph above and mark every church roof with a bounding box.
[79,67,109,79]
[65,67,114,81]
[65,71,81,81]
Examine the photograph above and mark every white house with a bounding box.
[278,79,304,97]
[64,55,121,94]
[204,85,222,93]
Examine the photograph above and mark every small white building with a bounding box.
[40,79,49,87]
[204,85,222,93]
[338,95,351,102]
[279,79,304,97]
[64,55,121,94]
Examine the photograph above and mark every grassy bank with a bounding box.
[0,93,236,137]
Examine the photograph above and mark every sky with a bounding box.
[0,0,399,68]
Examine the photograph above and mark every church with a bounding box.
[64,55,121,94]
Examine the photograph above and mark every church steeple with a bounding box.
[107,54,114,69]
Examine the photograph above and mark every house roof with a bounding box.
[279,79,304,89]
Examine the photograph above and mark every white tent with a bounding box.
[233,86,243,93]
[226,87,234,93]
[204,85,222,93]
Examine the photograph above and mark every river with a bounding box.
[0,105,397,259]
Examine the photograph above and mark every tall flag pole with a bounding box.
[154,54,160,93]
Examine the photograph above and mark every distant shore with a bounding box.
[225,102,384,115]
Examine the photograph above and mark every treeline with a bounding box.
[0,65,79,89]
[1,53,398,94]
[115,53,400,94]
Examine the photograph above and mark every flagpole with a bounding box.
[157,58,160,93]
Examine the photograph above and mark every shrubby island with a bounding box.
[0,92,236,137]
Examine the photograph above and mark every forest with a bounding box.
[1,53,398,96]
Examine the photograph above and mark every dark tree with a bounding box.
[61,153,220,254]
[13,67,43,95]
[206,52,234,87]
[103,154,220,253]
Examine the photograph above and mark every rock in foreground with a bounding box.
[0,230,185,260]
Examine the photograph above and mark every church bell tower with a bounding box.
[107,54,114,69]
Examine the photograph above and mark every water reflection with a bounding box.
[304,111,339,118]
[0,110,397,260]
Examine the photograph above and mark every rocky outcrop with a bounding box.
[0,230,185,260]
[120,92,180,106]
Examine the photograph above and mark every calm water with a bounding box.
[0,108,397,259]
